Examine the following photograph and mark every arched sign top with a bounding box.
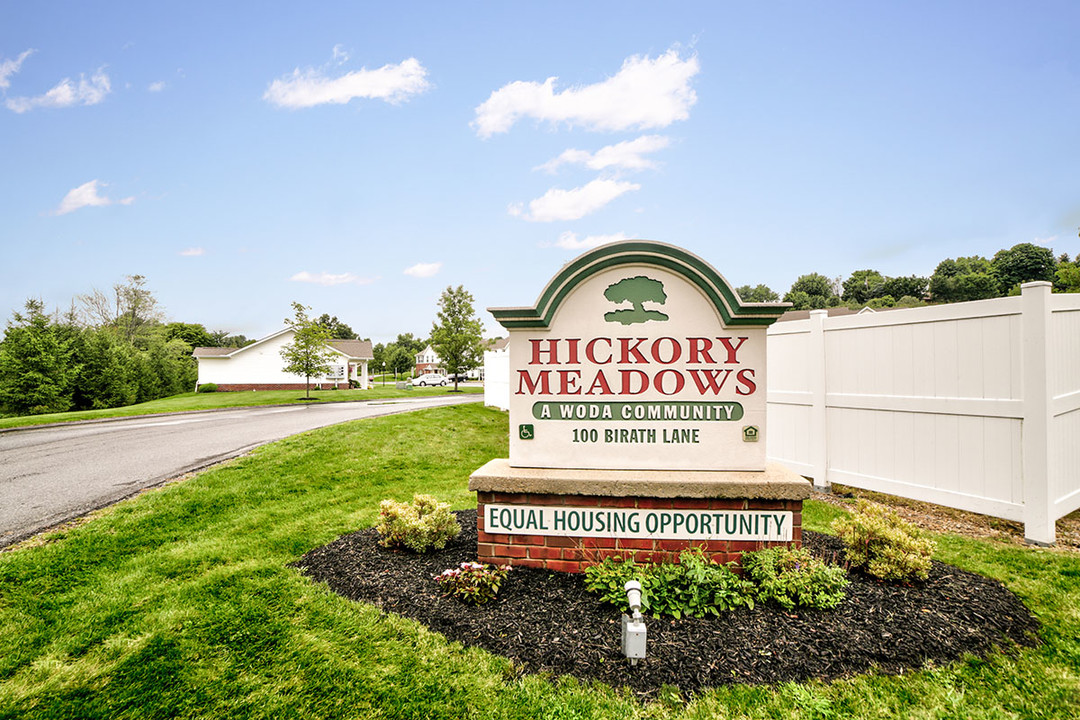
[489,240,789,329]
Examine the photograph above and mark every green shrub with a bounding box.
[584,546,755,619]
[832,500,936,582]
[742,546,849,610]
[376,494,460,553]
[196,383,218,393]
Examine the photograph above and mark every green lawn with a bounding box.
[0,385,482,430]
[1,405,1077,719]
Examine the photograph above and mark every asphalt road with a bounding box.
[0,395,482,548]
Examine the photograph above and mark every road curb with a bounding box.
[0,391,484,435]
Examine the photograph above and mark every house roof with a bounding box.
[488,337,509,351]
[192,347,234,357]
[193,329,373,360]
[327,339,373,360]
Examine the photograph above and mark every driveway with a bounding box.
[0,395,481,548]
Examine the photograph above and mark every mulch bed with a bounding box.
[292,510,1039,698]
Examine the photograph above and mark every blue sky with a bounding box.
[2,2,1078,343]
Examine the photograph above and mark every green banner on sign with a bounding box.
[532,401,744,422]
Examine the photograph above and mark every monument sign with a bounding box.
[470,241,810,572]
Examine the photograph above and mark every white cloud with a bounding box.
[511,179,640,222]
[264,55,429,108]
[290,271,374,286]
[148,80,165,92]
[332,44,350,64]
[6,68,111,113]
[403,262,442,278]
[538,135,671,173]
[546,231,630,250]
[54,180,133,215]
[0,49,34,90]
[473,49,699,138]
[179,247,204,257]
[1034,235,1058,247]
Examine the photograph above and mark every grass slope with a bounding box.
[0,385,481,430]
[1,405,1077,719]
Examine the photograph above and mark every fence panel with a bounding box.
[1050,296,1080,519]
[484,350,510,411]
[765,319,814,476]
[767,284,1074,544]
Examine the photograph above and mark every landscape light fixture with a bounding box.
[621,580,647,665]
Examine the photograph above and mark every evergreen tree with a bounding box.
[0,299,78,415]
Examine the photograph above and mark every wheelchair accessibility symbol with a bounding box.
[518,424,535,440]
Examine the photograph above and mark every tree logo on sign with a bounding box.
[603,276,669,325]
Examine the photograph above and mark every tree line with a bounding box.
[737,241,1080,311]
[0,277,489,416]
[0,276,250,417]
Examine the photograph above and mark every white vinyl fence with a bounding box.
[767,282,1080,545]
[483,348,510,411]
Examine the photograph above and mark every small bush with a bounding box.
[435,562,510,604]
[196,383,218,393]
[376,494,460,553]
[742,546,849,610]
[584,547,755,619]
[832,500,936,582]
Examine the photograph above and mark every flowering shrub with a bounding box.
[742,546,849,610]
[435,562,510,604]
[376,494,460,553]
[832,500,936,582]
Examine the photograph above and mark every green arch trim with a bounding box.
[489,240,789,329]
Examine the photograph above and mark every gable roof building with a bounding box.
[193,328,374,391]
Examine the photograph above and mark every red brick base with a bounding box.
[475,491,803,573]
[209,383,350,391]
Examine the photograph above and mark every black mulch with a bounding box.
[292,510,1040,697]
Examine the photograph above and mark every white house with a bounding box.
[193,328,373,391]
[414,344,442,376]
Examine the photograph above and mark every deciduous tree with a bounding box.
[929,256,997,302]
[880,275,928,301]
[164,322,214,348]
[385,345,414,379]
[315,314,357,339]
[79,274,163,344]
[1055,254,1080,293]
[991,242,1057,293]
[735,284,780,303]
[279,302,335,399]
[784,273,838,309]
[431,285,485,391]
[842,270,886,304]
